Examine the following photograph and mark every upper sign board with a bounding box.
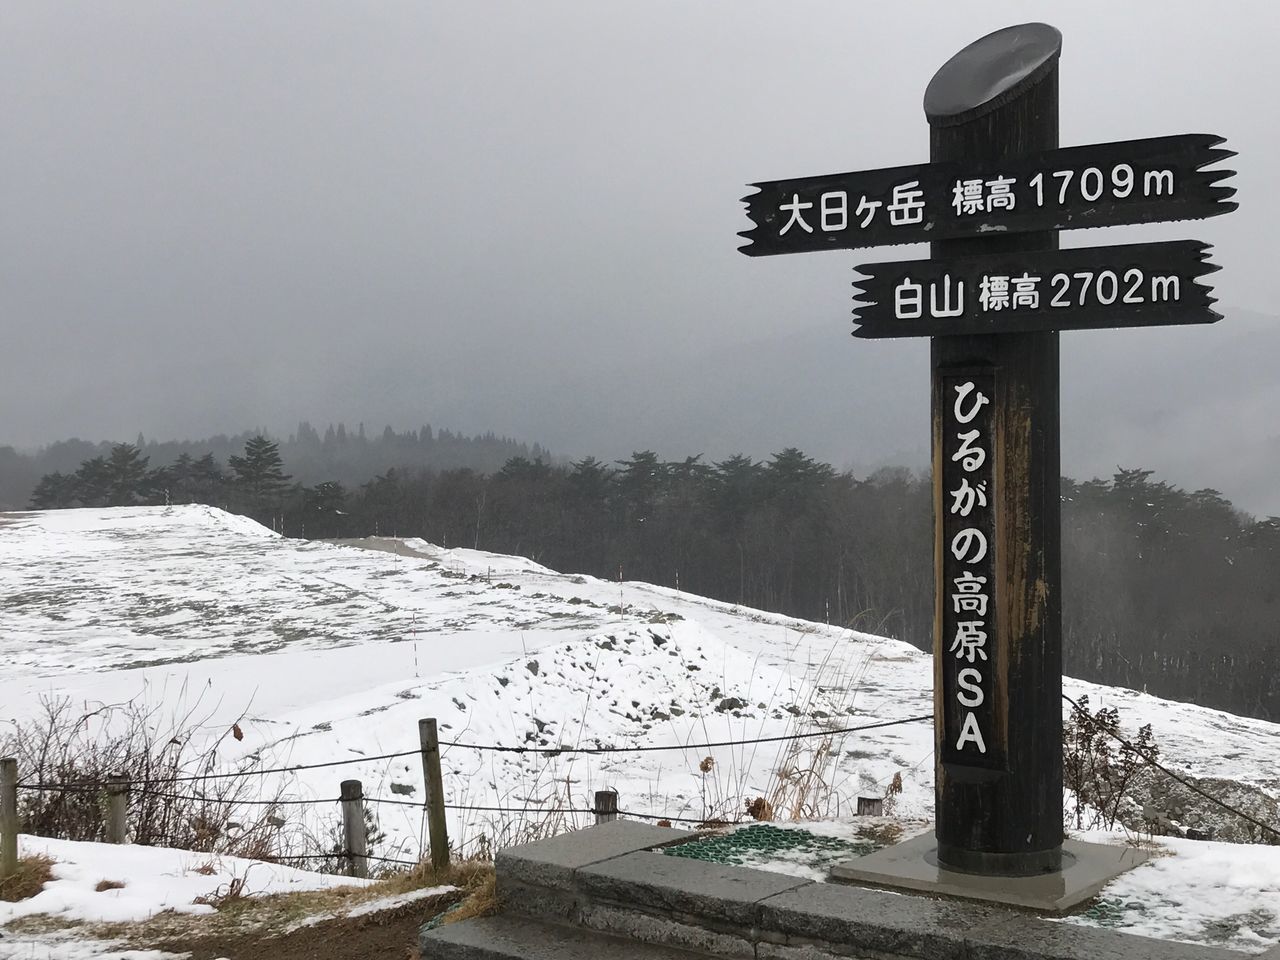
[739,134,1235,256]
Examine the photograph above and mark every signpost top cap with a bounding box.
[925,22,1062,127]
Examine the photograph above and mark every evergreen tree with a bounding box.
[302,481,348,538]
[192,453,227,503]
[73,456,112,507]
[228,436,291,502]
[29,471,78,509]
[102,443,149,506]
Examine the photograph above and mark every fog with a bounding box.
[3,2,1277,513]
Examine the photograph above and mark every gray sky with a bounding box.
[3,2,1278,513]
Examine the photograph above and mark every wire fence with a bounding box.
[1,710,934,877]
[4,702,1278,879]
[14,747,425,791]
[12,713,933,793]
[436,715,936,756]
[1061,693,1280,844]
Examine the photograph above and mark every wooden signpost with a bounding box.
[739,22,1236,884]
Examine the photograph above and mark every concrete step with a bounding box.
[420,914,711,960]
[479,820,1244,960]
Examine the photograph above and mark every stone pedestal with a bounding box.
[829,831,1151,912]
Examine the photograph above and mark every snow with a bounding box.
[4,835,365,928]
[0,938,184,960]
[2,505,1280,953]
[333,883,455,920]
[0,833,365,958]
[1061,831,1280,951]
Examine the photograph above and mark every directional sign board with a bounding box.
[740,19,1241,883]
[739,134,1235,255]
[852,240,1219,338]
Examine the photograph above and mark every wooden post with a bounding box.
[340,779,369,879]
[856,796,884,817]
[926,23,1064,876]
[105,775,129,844]
[594,789,618,825]
[1,758,18,876]
[419,718,450,871]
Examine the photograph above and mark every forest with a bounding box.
[0,422,543,511]
[24,436,1280,724]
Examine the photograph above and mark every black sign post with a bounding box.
[925,23,1065,877]
[738,21,1236,889]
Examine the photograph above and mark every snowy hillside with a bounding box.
[2,505,1278,836]
[2,505,1280,951]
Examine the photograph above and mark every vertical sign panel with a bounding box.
[939,369,1001,770]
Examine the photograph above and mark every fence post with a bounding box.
[1,758,18,875]
[105,775,129,844]
[594,789,618,825]
[419,718,450,871]
[340,779,369,879]
[856,796,885,817]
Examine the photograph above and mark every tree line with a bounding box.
[26,442,1280,723]
[0,421,543,511]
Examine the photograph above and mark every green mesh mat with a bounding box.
[662,823,873,867]
[419,899,462,931]
[1080,896,1135,927]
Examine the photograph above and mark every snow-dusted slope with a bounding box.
[2,505,1279,951]
[0,507,940,848]
[3,506,1278,829]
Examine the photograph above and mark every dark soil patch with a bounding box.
[152,890,461,960]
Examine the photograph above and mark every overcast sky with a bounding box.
[3,2,1278,512]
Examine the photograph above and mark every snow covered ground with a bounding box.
[8,833,366,926]
[0,833,368,959]
[2,505,1279,954]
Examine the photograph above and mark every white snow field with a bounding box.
[1,504,1279,953]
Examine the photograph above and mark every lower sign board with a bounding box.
[938,369,1001,770]
[852,240,1219,338]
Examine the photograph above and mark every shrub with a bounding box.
[1,695,296,859]
[1063,694,1158,830]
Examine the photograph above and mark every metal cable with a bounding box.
[439,714,934,756]
[1062,693,1280,843]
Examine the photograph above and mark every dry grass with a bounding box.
[854,819,903,847]
[191,871,252,909]
[441,870,496,925]
[387,857,492,899]
[94,879,126,893]
[2,694,300,859]
[0,855,55,902]
[78,855,492,948]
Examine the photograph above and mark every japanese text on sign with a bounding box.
[894,265,1183,320]
[851,240,1219,339]
[776,165,1168,240]
[740,134,1235,257]
[940,371,998,767]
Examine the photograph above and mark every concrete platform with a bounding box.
[425,821,1242,960]
[829,830,1152,911]
[423,914,710,959]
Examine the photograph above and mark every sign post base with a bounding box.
[829,832,1151,913]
